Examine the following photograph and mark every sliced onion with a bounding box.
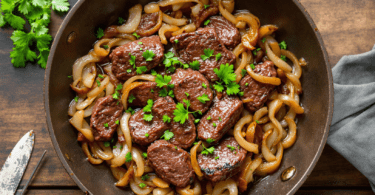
[68,99,77,116]
[262,130,276,162]
[281,49,301,78]
[163,13,188,26]
[176,185,194,195]
[120,112,132,151]
[253,107,268,121]
[153,188,172,195]
[117,4,142,33]
[89,142,114,160]
[87,76,110,97]
[245,121,256,143]
[232,43,245,58]
[130,178,154,195]
[236,13,260,50]
[116,162,134,187]
[69,110,94,142]
[190,141,203,177]
[285,73,302,94]
[259,25,278,38]
[212,179,237,195]
[81,62,97,88]
[234,51,248,82]
[145,3,160,13]
[159,0,202,7]
[277,94,304,114]
[268,99,284,146]
[82,142,103,164]
[110,142,130,167]
[219,0,237,25]
[121,74,156,108]
[172,3,184,11]
[191,3,203,17]
[76,96,96,110]
[234,115,259,154]
[152,177,170,188]
[83,92,104,117]
[132,147,145,177]
[110,165,127,180]
[171,23,196,36]
[192,180,201,195]
[137,11,163,37]
[222,0,234,13]
[282,116,297,149]
[116,33,137,40]
[265,39,292,72]
[159,23,180,44]
[246,64,281,85]
[72,53,100,82]
[255,143,283,176]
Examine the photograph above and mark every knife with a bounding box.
[0,130,34,195]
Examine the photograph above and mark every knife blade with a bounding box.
[0,130,34,195]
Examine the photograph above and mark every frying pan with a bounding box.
[44,0,334,194]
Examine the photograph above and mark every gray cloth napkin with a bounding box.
[328,44,375,191]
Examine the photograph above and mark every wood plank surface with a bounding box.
[0,0,374,194]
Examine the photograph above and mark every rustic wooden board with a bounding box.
[0,0,374,194]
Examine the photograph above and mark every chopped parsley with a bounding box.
[151,69,157,76]
[129,54,136,68]
[143,99,154,121]
[213,63,240,95]
[256,120,259,124]
[189,60,200,70]
[142,152,147,158]
[194,119,200,124]
[104,142,110,147]
[118,17,125,24]
[204,19,210,26]
[132,32,140,39]
[173,99,196,124]
[227,145,236,151]
[138,42,143,45]
[141,174,150,181]
[239,91,244,96]
[136,66,147,74]
[202,83,207,88]
[139,183,146,188]
[174,39,179,44]
[96,28,104,39]
[204,4,210,9]
[112,91,120,99]
[163,115,171,123]
[145,133,149,137]
[143,50,155,61]
[245,83,249,86]
[280,55,287,61]
[128,94,136,103]
[116,84,123,91]
[219,117,222,121]
[113,146,117,149]
[125,107,135,115]
[98,74,104,79]
[140,48,143,50]
[213,123,216,127]
[215,156,219,160]
[175,146,178,149]
[104,123,109,128]
[241,69,247,77]
[206,138,214,144]
[155,74,172,88]
[261,37,266,43]
[160,130,174,141]
[197,94,210,104]
[96,80,101,87]
[207,116,211,120]
[252,48,261,56]
[279,41,287,50]
[201,144,215,155]
[115,120,120,125]
[201,48,214,60]
[215,53,222,61]
[250,63,256,69]
[68,75,72,78]
[144,114,153,121]
[103,45,109,49]
[127,69,132,73]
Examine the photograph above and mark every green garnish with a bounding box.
[74,96,79,102]
[104,142,110,147]
[201,48,214,60]
[280,55,287,61]
[215,156,219,160]
[116,84,123,91]
[173,99,195,124]
[197,94,210,104]
[129,54,136,68]
[206,138,214,144]
[139,183,146,188]
[67,75,72,78]
[212,123,216,127]
[213,63,240,95]
[252,48,261,56]
[202,83,207,88]
[128,94,136,103]
[127,69,132,73]
[245,83,249,86]
[118,17,125,24]
[204,4,210,9]
[207,116,211,120]
[174,39,179,44]
[136,66,147,74]
[160,130,174,141]
[261,37,266,43]
[98,74,104,79]
[256,120,259,124]
[279,41,287,50]
[215,53,222,61]
[132,32,140,39]
[96,28,104,39]
[125,107,135,115]
[103,45,109,49]
[204,19,210,26]
[112,91,120,99]
[142,152,147,158]
[143,50,155,61]
[141,174,150,181]
[104,123,109,128]
[250,64,255,69]
[163,115,171,123]
[115,120,120,125]
[138,42,143,45]
[201,144,215,155]
[189,60,200,70]
[151,69,157,76]
[145,133,149,137]
[227,145,236,151]
[194,119,200,124]
[96,80,101,87]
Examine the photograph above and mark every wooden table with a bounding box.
[0,0,374,194]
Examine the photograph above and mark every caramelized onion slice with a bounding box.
[163,13,188,26]
[259,24,278,38]
[246,64,281,85]
[190,141,203,177]
[159,23,180,44]
[236,13,260,50]
[117,4,142,33]
[145,3,160,13]
[159,0,202,7]
[219,0,237,25]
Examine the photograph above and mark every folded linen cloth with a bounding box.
[328,45,375,191]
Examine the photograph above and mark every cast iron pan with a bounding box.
[44,0,334,194]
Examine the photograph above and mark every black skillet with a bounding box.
[44,0,334,194]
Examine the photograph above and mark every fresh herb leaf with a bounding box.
[174,39,179,44]
[173,100,193,124]
[159,88,168,97]
[155,74,172,88]
[256,120,259,124]
[226,82,240,95]
[212,123,216,127]
[143,113,153,121]
[214,63,237,84]
[201,48,214,60]
[145,133,149,137]
[151,69,157,76]
[74,96,79,102]
[143,99,154,112]
[67,75,72,78]
[113,145,117,149]
[215,156,219,160]
[261,37,266,43]
[103,45,109,49]
[136,66,147,74]
[143,50,155,61]
[241,69,247,77]
[227,145,236,151]
[204,4,210,9]
[51,0,70,12]
[125,107,135,115]
[138,42,143,45]
[250,63,255,69]
[96,28,104,39]
[185,92,189,97]
[175,146,177,149]
[127,69,132,73]
[202,83,207,88]
[206,138,214,144]
[194,119,200,124]
[163,115,171,123]
[112,91,120,99]
[279,41,287,50]
[96,80,101,87]
[197,94,210,104]
[201,145,215,155]
[252,48,261,56]
[98,74,104,79]
[118,17,125,24]
[204,19,210,26]
[133,32,140,39]
[215,53,222,61]
[245,83,249,86]
[129,54,136,67]
[104,123,109,128]
[115,120,120,125]
[213,83,225,92]
[238,91,244,96]
[142,152,147,158]
[207,116,211,120]
[139,183,146,188]
[116,84,123,91]
[104,141,110,147]
[125,152,132,162]
[128,94,136,103]
[280,55,287,61]
[160,130,174,141]
[141,174,150,181]
[189,60,200,70]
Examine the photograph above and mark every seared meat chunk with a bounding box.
[147,140,195,187]
[192,4,219,27]
[170,27,236,82]
[206,16,241,50]
[197,94,243,143]
[129,97,196,148]
[110,35,164,80]
[128,82,161,107]
[90,96,123,141]
[171,68,213,113]
[198,137,247,182]
[239,61,277,112]
[136,12,159,36]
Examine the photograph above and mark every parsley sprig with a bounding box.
[173,99,200,124]
[1,0,70,68]
[160,130,174,141]
[201,144,215,155]
[143,99,154,121]
[155,74,174,98]
[201,48,214,61]
[213,63,240,95]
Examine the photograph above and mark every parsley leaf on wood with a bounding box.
[52,0,70,12]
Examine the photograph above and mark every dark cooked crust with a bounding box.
[147,140,195,187]
[170,27,236,82]
[198,137,247,182]
[206,16,241,50]
[90,96,123,141]
[239,61,277,112]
